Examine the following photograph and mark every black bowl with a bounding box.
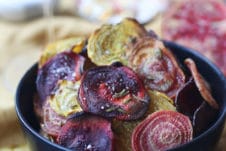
[15,41,226,151]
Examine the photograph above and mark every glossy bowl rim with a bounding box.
[15,41,226,150]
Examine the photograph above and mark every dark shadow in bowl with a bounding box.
[16,41,226,151]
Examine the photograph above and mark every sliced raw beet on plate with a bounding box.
[57,114,114,151]
[78,66,150,120]
[132,110,193,151]
[128,37,185,98]
[36,52,85,102]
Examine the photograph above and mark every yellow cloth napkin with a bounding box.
[0,14,225,151]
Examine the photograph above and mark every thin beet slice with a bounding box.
[48,80,83,117]
[132,110,193,151]
[41,100,67,139]
[36,52,85,102]
[87,18,147,66]
[193,102,218,136]
[128,37,185,98]
[39,37,86,68]
[57,114,114,151]
[184,58,219,109]
[175,77,203,120]
[78,66,150,120]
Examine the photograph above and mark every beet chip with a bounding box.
[132,110,193,151]
[78,66,150,120]
[36,52,85,102]
[175,77,218,136]
[184,58,219,109]
[41,101,67,139]
[128,37,185,98]
[57,114,114,151]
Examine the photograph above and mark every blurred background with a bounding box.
[0,0,225,150]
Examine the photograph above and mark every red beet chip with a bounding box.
[57,114,114,151]
[41,101,67,138]
[36,52,85,102]
[78,66,150,120]
[132,110,193,151]
[184,58,219,109]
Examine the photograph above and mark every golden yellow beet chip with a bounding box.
[87,18,147,65]
[39,37,86,68]
[49,80,82,117]
[112,119,140,151]
[147,90,176,114]
[128,36,185,98]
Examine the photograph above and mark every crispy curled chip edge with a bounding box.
[39,37,86,68]
[184,58,219,109]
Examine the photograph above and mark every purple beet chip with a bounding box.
[36,52,85,102]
